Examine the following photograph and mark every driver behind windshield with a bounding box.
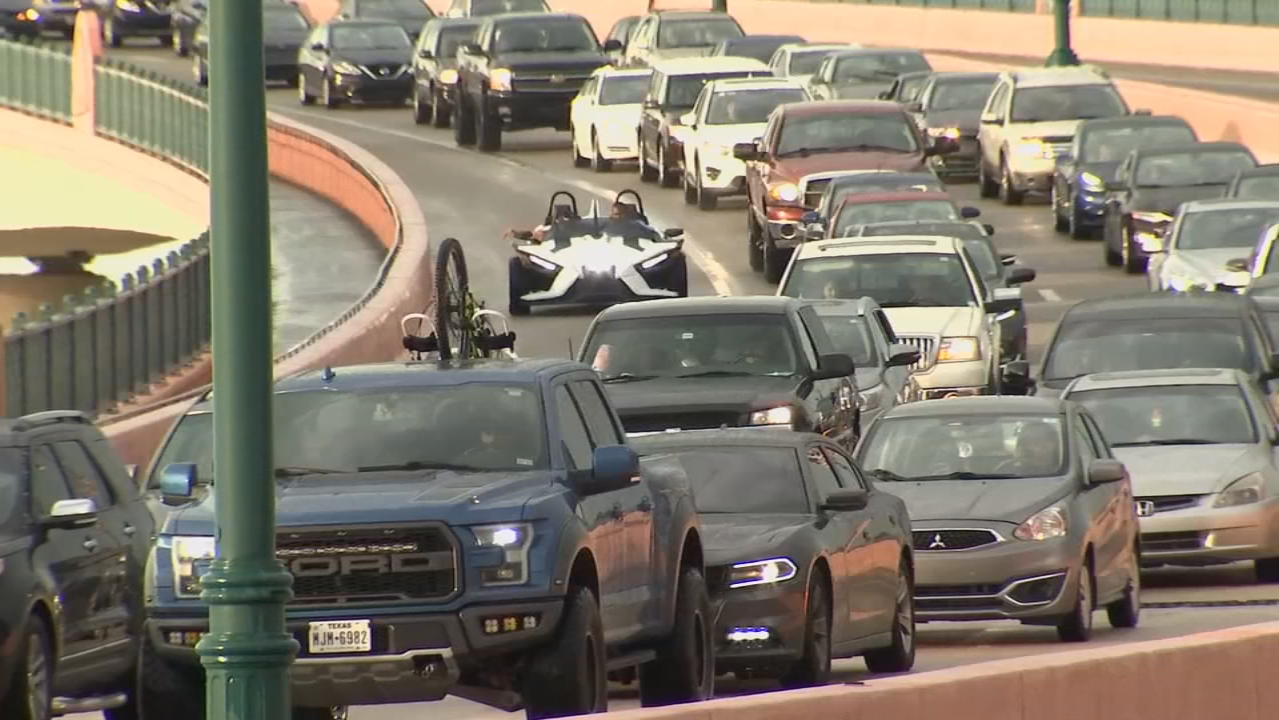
[1003,421,1063,477]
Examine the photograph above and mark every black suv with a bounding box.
[454,12,612,152]
[0,411,154,720]
[410,16,479,127]
[579,296,863,449]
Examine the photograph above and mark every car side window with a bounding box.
[874,309,898,343]
[806,447,842,501]
[87,438,137,499]
[646,70,662,103]
[568,380,623,447]
[987,82,1008,119]
[554,386,594,470]
[962,250,988,300]
[823,448,866,490]
[29,445,72,516]
[1071,416,1098,468]
[797,307,837,357]
[580,77,597,99]
[1080,414,1113,459]
[52,441,114,509]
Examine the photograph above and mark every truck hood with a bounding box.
[882,477,1073,524]
[1131,185,1226,214]
[1112,444,1262,496]
[691,123,768,150]
[775,151,927,180]
[1009,120,1083,141]
[164,471,553,536]
[607,375,805,417]
[700,513,810,566]
[496,51,609,73]
[881,306,979,337]
[923,109,980,135]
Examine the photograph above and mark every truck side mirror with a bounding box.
[578,445,639,495]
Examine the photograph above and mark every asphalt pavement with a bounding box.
[72,42,1279,720]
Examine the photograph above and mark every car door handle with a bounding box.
[637,498,652,512]
[122,524,136,537]
[83,539,99,552]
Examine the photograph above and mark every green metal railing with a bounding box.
[95,57,211,177]
[1079,0,1278,25]
[803,0,1036,11]
[0,38,72,122]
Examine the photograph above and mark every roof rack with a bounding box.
[13,410,92,432]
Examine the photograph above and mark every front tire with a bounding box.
[1122,226,1146,274]
[762,233,786,284]
[590,130,611,172]
[173,27,189,56]
[1057,560,1095,642]
[298,73,314,105]
[508,258,531,317]
[863,560,916,673]
[431,87,450,128]
[978,150,999,198]
[412,86,430,125]
[780,574,832,688]
[747,211,764,272]
[1051,184,1069,233]
[570,123,588,168]
[0,619,52,720]
[637,566,714,707]
[192,55,207,87]
[999,156,1025,206]
[1106,545,1141,629]
[322,76,339,109]
[104,18,122,48]
[522,585,607,719]
[137,635,205,720]
[638,135,657,182]
[454,94,476,146]
[476,95,501,152]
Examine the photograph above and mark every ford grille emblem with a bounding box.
[927,534,946,550]
[1135,500,1155,517]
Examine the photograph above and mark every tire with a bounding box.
[1255,557,1279,583]
[695,160,717,211]
[638,135,657,182]
[433,237,470,360]
[322,76,339,109]
[298,73,314,105]
[747,211,764,272]
[156,32,172,47]
[863,560,916,673]
[670,256,689,297]
[521,585,608,719]
[454,94,476,146]
[779,574,832,688]
[431,88,450,128]
[657,141,678,188]
[137,635,205,720]
[508,258,531,317]
[0,619,52,720]
[1051,184,1068,233]
[104,18,122,48]
[1121,226,1145,274]
[590,130,611,172]
[762,234,785,284]
[1068,193,1091,240]
[476,96,501,152]
[173,27,188,56]
[1106,545,1141,629]
[1103,222,1122,266]
[978,150,999,199]
[999,156,1025,206]
[412,86,430,125]
[682,166,697,205]
[1056,560,1095,643]
[570,124,589,168]
[637,566,714,708]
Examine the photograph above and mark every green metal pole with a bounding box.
[194,0,298,714]
[712,0,727,12]
[1045,0,1081,66]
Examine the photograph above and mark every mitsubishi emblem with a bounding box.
[928,533,946,550]
[379,67,389,76]
[1135,500,1155,517]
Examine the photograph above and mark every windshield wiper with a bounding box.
[908,471,1020,481]
[546,45,589,52]
[879,300,924,308]
[274,466,344,477]
[357,461,484,472]
[601,372,658,384]
[835,143,911,153]
[870,469,912,482]
[674,370,758,378]
[1111,438,1219,447]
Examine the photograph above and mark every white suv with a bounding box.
[976,66,1130,206]
[776,235,1021,399]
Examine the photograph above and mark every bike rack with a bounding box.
[401,312,442,355]
[472,309,518,357]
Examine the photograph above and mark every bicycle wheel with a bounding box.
[433,237,471,361]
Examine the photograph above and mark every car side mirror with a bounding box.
[578,445,639,495]
[813,352,855,380]
[418,48,432,59]
[1133,108,1152,116]
[310,42,326,52]
[662,227,684,238]
[42,498,99,530]
[877,90,892,100]
[886,343,920,368]
[1087,458,1127,485]
[1000,253,1016,266]
[461,42,483,55]
[982,223,995,235]
[602,38,623,52]
[679,112,696,126]
[733,142,760,161]
[1001,359,1033,396]
[160,462,199,502]
[959,206,981,219]
[820,488,868,512]
[1007,266,1037,285]
[907,101,922,113]
[511,229,534,242]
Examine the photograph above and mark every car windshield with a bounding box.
[824,176,943,208]
[1136,151,1257,187]
[1235,176,1279,200]
[1042,317,1254,382]
[777,113,919,155]
[788,49,836,76]
[1080,124,1196,163]
[1070,384,1257,447]
[657,18,742,49]
[834,200,957,233]
[493,18,597,53]
[437,23,478,57]
[895,74,929,103]
[599,74,649,105]
[1010,85,1126,123]
[817,314,877,366]
[332,23,411,49]
[832,52,930,83]
[782,252,975,307]
[0,448,20,536]
[1175,208,1279,251]
[607,17,637,42]
[859,415,1066,480]
[665,71,763,108]
[147,383,548,485]
[587,314,801,380]
[706,87,807,125]
[265,7,309,29]
[926,78,995,111]
[359,0,430,17]
[659,447,808,514]
[471,0,547,15]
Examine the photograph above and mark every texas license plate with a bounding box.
[307,620,371,654]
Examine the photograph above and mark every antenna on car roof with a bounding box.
[567,337,575,359]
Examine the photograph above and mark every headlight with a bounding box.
[171,535,216,598]
[937,336,981,363]
[1013,506,1067,541]
[1078,171,1105,193]
[859,383,884,409]
[115,0,139,10]
[727,557,797,588]
[1130,211,1173,225]
[639,252,670,269]
[1214,473,1265,508]
[333,61,361,75]
[490,68,513,92]
[927,127,960,140]
[767,182,800,203]
[748,406,792,426]
[438,68,458,85]
[17,8,39,19]
[1166,272,1208,292]
[1012,139,1050,159]
[520,252,558,272]
[472,523,533,585]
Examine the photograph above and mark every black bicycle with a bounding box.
[402,237,518,360]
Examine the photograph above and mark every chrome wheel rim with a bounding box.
[26,634,49,720]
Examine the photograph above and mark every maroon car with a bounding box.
[734,100,958,282]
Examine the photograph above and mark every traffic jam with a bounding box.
[5,2,1279,720]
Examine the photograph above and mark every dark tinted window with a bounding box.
[778,112,918,155]
[1236,176,1279,200]
[569,381,623,446]
[1043,316,1254,381]
[834,199,957,233]
[895,74,929,103]
[30,445,71,515]
[664,71,765,109]
[817,314,877,366]
[1071,384,1257,446]
[0,448,22,532]
[471,0,548,15]
[783,252,975,308]
[823,448,865,490]
[926,78,995,111]
[806,446,842,497]
[555,386,593,469]
[437,23,479,57]
[657,18,743,49]
[332,23,411,49]
[1080,124,1196,163]
[859,414,1066,479]
[661,447,807,513]
[788,49,836,76]
[832,52,930,82]
[1176,207,1279,251]
[493,17,597,53]
[52,441,113,508]
[600,74,650,105]
[1009,85,1126,123]
[1136,150,1257,187]
[607,17,638,42]
[707,87,807,125]
[588,314,802,379]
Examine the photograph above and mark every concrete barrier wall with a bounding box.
[100,113,431,468]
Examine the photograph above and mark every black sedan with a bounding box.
[336,0,432,40]
[630,428,916,684]
[191,2,311,87]
[907,72,997,178]
[298,18,414,107]
[807,48,932,101]
[0,0,42,39]
[410,16,479,127]
[98,0,176,48]
[802,169,945,232]
[1227,164,1279,200]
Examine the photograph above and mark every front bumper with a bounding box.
[333,72,413,103]
[145,598,565,707]
[711,580,807,673]
[697,153,747,195]
[1071,189,1107,226]
[595,123,638,160]
[1005,155,1055,193]
[910,358,992,396]
[1139,497,1279,566]
[489,90,575,132]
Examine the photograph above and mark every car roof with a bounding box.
[883,395,1067,418]
[834,190,951,208]
[651,10,737,21]
[490,11,588,23]
[1134,141,1252,158]
[429,16,482,27]
[629,427,815,450]
[328,17,406,26]
[1080,115,1190,131]
[270,358,579,394]
[704,76,806,92]
[857,220,987,237]
[591,65,653,78]
[594,295,799,320]
[780,99,904,117]
[828,169,939,183]
[929,71,998,82]
[651,56,770,75]
[1006,66,1112,87]
[827,47,923,57]
[1180,198,1279,213]
[724,34,804,45]
[1064,367,1244,393]
[1062,292,1254,321]
[782,42,859,53]
[800,297,880,317]
[1238,164,1279,178]
[796,235,961,259]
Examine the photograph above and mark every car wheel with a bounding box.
[173,27,188,56]
[1122,226,1145,274]
[569,123,588,168]
[863,560,916,673]
[192,55,207,87]
[977,149,999,199]
[762,235,786,284]
[412,86,430,125]
[999,156,1025,206]
[1103,220,1122,266]
[1255,557,1279,583]
[779,573,832,688]
[1106,544,1141,629]
[431,87,450,128]
[657,142,678,189]
[637,566,714,707]
[453,94,476,146]
[638,135,657,182]
[0,619,52,720]
[507,258,530,317]
[669,254,689,297]
[522,584,607,719]
[104,18,122,48]
[1051,184,1068,233]
[298,73,314,105]
[682,162,697,205]
[476,95,501,152]
[156,31,172,47]
[747,211,764,272]
[1068,192,1092,240]
[137,635,206,720]
[695,160,717,211]
[1056,559,1094,642]
[590,130,611,172]
[321,76,339,109]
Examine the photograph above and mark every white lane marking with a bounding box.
[1038,288,1063,303]
[267,108,738,297]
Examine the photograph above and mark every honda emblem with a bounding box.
[1135,500,1155,517]
[927,533,946,550]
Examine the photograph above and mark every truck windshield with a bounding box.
[0,448,20,536]
[588,314,801,380]
[148,383,549,484]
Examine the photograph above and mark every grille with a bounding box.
[1141,530,1204,551]
[912,529,1001,551]
[895,334,937,371]
[801,177,832,210]
[622,411,742,433]
[915,583,1002,597]
[1136,495,1201,514]
[361,63,405,78]
[513,73,592,93]
[915,595,1002,612]
[277,524,458,604]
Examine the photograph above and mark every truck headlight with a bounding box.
[937,336,981,363]
[472,523,532,585]
[748,406,792,426]
[728,557,797,588]
[333,61,361,76]
[859,383,884,410]
[767,182,800,203]
[115,0,140,11]
[1078,171,1105,193]
[1014,506,1066,541]
[1214,473,1264,508]
[437,68,458,85]
[927,127,960,140]
[489,68,513,92]
[1133,232,1163,253]
[1012,139,1049,159]
[171,535,216,598]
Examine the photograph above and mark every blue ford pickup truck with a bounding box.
[136,359,713,720]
